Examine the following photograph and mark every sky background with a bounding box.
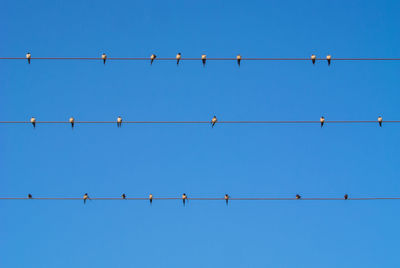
[1,0,400,267]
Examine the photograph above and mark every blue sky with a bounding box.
[1,0,400,267]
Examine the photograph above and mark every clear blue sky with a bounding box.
[1,0,400,267]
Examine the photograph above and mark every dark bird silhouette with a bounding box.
[211,116,217,128]
[225,194,229,206]
[320,116,325,128]
[296,194,301,199]
[327,55,331,66]
[28,194,32,199]
[69,117,74,129]
[182,193,187,206]
[378,116,383,127]
[237,55,241,66]
[150,54,156,65]
[202,54,206,67]
[102,53,107,64]
[31,117,36,128]
[122,193,126,199]
[176,53,181,65]
[149,194,153,205]
[26,52,31,64]
[311,54,316,64]
[117,116,122,128]
[344,194,348,200]
[83,193,90,204]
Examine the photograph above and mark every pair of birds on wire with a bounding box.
[319,116,383,127]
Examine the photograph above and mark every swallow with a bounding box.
[28,194,32,199]
[296,194,301,199]
[378,116,383,127]
[122,193,126,199]
[176,53,181,65]
[69,117,75,129]
[31,117,36,128]
[237,55,242,67]
[83,193,90,204]
[102,53,107,64]
[149,194,153,204]
[117,116,122,128]
[211,115,217,128]
[344,194,348,200]
[150,54,156,65]
[326,55,331,66]
[311,54,316,64]
[225,194,229,206]
[182,193,187,206]
[320,116,325,128]
[26,52,31,64]
[202,54,206,67]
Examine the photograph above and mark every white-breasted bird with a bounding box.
[327,55,332,66]
[237,55,242,67]
[225,194,229,206]
[211,116,217,128]
[69,117,75,129]
[320,116,325,128]
[149,194,153,204]
[102,53,107,64]
[378,116,383,127]
[83,193,90,204]
[202,54,206,67]
[26,52,31,64]
[150,54,156,65]
[176,53,181,65]
[182,193,187,206]
[117,116,122,128]
[311,54,316,64]
[31,117,36,128]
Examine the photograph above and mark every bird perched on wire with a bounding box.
[117,116,122,128]
[102,53,107,64]
[150,54,156,65]
[30,117,36,128]
[182,193,187,206]
[69,117,75,129]
[311,54,316,64]
[326,55,332,66]
[320,116,325,128]
[237,55,242,67]
[176,53,181,65]
[202,54,206,67]
[83,193,90,204]
[378,116,383,127]
[121,193,126,199]
[296,194,301,199]
[28,194,32,199]
[344,194,348,200]
[149,194,153,204]
[26,52,31,64]
[225,194,229,206]
[211,116,217,128]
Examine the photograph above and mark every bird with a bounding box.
[326,55,332,66]
[182,193,187,206]
[122,193,126,199]
[296,194,301,199]
[149,194,153,204]
[211,115,217,128]
[176,53,181,65]
[202,54,206,67]
[225,194,229,206]
[320,116,325,128]
[117,116,122,128]
[26,52,31,64]
[311,54,316,64]
[69,117,75,129]
[150,54,156,65]
[28,194,32,199]
[344,194,348,200]
[83,193,90,204]
[102,53,107,64]
[30,117,36,128]
[378,116,383,127]
[237,55,242,67]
